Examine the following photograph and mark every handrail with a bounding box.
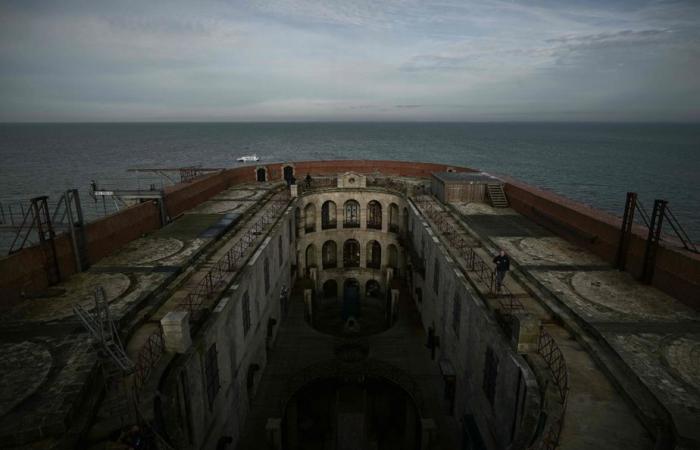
[179,191,290,314]
[413,196,524,312]
[530,326,569,450]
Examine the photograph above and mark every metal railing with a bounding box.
[414,197,524,312]
[179,191,290,314]
[530,326,569,450]
[133,328,166,393]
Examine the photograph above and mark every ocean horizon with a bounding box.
[1,121,698,245]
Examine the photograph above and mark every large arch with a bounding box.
[367,200,382,230]
[343,199,360,228]
[322,200,337,230]
[322,240,337,269]
[322,279,338,298]
[343,239,360,267]
[366,240,381,269]
[304,203,316,233]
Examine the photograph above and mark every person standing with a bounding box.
[493,250,510,292]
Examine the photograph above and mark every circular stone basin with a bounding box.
[14,272,131,322]
[334,341,370,363]
[0,341,52,417]
[664,337,700,389]
[104,238,184,265]
[519,237,600,266]
[570,272,694,320]
[197,200,244,214]
[311,299,393,338]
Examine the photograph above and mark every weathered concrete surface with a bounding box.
[0,181,283,448]
[419,197,652,450]
[453,201,700,449]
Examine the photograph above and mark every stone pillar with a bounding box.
[386,267,394,286]
[316,199,322,233]
[266,418,282,450]
[420,418,437,450]
[309,267,318,291]
[304,289,313,324]
[390,288,400,325]
[161,311,191,353]
[287,400,298,450]
[512,312,540,353]
[404,398,416,449]
[290,184,298,198]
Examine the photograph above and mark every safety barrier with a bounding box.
[180,191,290,314]
[414,197,524,312]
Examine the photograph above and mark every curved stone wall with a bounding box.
[295,189,409,297]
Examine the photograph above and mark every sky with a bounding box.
[0,0,698,122]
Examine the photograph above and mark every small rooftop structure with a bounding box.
[431,171,502,203]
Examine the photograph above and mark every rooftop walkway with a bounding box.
[0,181,285,448]
[449,199,700,450]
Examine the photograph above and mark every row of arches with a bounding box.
[301,200,406,233]
[306,240,398,270]
[321,278,382,299]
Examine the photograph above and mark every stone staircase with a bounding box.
[486,184,509,208]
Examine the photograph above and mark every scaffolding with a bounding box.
[616,192,698,283]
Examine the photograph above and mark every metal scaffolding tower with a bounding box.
[73,287,134,373]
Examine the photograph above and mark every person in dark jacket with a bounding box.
[493,250,510,292]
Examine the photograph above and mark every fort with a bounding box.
[0,160,698,450]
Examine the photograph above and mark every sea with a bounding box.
[0,122,698,249]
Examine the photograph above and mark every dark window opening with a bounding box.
[344,200,360,228]
[205,344,220,408]
[367,200,382,230]
[343,239,360,267]
[483,347,499,406]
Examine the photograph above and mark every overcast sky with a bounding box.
[0,0,698,122]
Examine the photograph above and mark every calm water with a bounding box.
[0,122,698,242]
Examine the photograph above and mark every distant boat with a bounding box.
[236,154,259,163]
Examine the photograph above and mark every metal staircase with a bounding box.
[486,184,509,208]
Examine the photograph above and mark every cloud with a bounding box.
[0,0,699,121]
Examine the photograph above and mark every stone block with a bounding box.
[161,311,191,353]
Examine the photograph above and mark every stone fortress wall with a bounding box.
[1,160,696,309]
[2,159,697,449]
[158,205,295,449]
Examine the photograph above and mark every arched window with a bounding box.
[343,239,360,267]
[389,203,399,233]
[304,203,316,233]
[366,240,381,269]
[305,244,316,269]
[388,244,398,269]
[322,240,337,269]
[344,200,360,228]
[322,200,337,229]
[367,200,382,230]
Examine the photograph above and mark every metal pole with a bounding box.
[616,192,637,270]
[641,199,666,284]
